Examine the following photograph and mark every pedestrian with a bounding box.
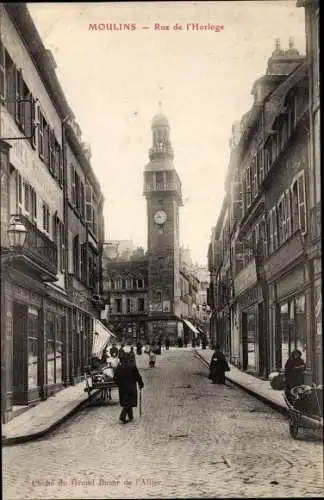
[109,342,119,358]
[209,344,230,384]
[148,347,156,367]
[284,349,306,402]
[129,345,136,364]
[113,352,144,424]
[165,337,170,351]
[136,341,143,355]
[118,343,125,360]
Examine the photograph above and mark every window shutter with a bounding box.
[268,211,273,254]
[285,189,291,238]
[85,183,93,226]
[297,172,306,233]
[6,59,16,117]
[80,183,85,219]
[38,109,44,158]
[24,90,32,138]
[0,41,5,100]
[49,129,54,174]
[71,165,76,205]
[14,67,21,124]
[44,121,50,166]
[273,206,278,250]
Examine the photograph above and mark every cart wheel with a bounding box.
[289,415,299,439]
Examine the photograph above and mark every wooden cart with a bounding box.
[84,370,118,404]
[284,386,323,439]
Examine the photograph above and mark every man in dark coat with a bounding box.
[113,353,144,423]
[209,344,230,384]
[165,337,170,350]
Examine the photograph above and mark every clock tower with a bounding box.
[143,111,183,343]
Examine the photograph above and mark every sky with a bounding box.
[27,1,306,265]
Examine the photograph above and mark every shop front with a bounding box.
[238,285,263,375]
[1,270,69,423]
[271,263,311,381]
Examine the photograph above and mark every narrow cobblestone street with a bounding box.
[3,349,323,499]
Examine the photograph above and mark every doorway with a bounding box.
[13,302,28,405]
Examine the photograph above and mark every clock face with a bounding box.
[154,210,167,225]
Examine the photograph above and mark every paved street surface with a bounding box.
[3,349,323,499]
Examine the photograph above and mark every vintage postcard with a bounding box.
[1,1,322,499]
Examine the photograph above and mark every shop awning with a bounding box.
[182,319,199,337]
[92,319,116,358]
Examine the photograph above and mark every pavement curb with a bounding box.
[2,389,101,447]
[194,349,288,417]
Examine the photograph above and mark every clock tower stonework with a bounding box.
[143,112,183,343]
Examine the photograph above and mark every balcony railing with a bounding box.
[11,214,58,281]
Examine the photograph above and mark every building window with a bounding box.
[80,243,87,284]
[115,279,122,289]
[73,235,80,278]
[138,298,145,312]
[126,298,132,313]
[268,206,278,254]
[24,182,30,213]
[251,158,258,199]
[30,187,37,222]
[245,166,252,208]
[277,196,285,246]
[136,278,144,289]
[71,165,76,205]
[291,171,306,234]
[42,203,50,233]
[115,298,122,313]
[259,215,268,259]
[257,148,264,184]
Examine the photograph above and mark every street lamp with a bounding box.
[7,216,27,249]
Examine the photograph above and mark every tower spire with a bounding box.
[158,101,162,113]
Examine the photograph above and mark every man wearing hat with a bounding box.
[113,346,144,424]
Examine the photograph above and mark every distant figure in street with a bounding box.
[209,344,230,384]
[202,336,207,350]
[156,338,162,355]
[113,352,144,424]
[177,338,183,348]
[148,346,156,367]
[129,346,136,364]
[118,343,125,360]
[284,349,306,402]
[165,337,170,350]
[109,343,119,358]
[136,341,143,355]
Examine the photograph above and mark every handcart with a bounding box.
[84,368,118,404]
[283,384,323,439]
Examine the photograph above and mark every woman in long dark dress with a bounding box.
[209,345,230,384]
[284,349,306,402]
[113,352,144,424]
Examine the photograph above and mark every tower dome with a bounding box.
[151,112,169,129]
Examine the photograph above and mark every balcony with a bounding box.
[4,214,58,282]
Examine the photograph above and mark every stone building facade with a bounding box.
[208,40,321,384]
[0,4,105,423]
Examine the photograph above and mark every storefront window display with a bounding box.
[280,294,307,369]
[46,312,55,385]
[27,307,39,390]
[247,310,257,370]
[46,312,65,385]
